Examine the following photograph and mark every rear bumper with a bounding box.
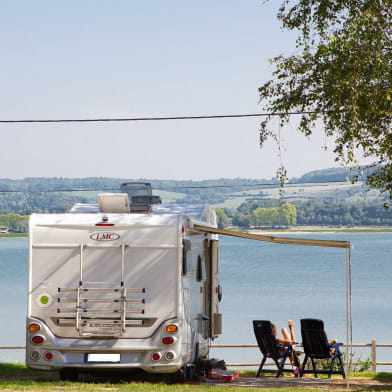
[27,359,184,374]
[26,317,185,374]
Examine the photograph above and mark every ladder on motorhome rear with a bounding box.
[58,283,145,336]
[56,244,146,337]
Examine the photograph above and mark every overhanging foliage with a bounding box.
[259,0,392,200]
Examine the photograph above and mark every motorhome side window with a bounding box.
[196,255,203,282]
[182,239,191,275]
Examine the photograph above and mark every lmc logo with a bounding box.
[90,232,120,241]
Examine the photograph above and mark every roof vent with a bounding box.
[98,193,130,213]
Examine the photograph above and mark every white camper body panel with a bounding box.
[26,204,220,375]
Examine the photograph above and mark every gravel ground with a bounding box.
[206,374,392,390]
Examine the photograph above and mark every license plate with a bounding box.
[86,353,121,363]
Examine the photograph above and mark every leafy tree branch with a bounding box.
[259,0,392,200]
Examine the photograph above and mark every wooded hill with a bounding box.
[0,167,390,231]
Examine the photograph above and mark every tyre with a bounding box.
[196,357,226,373]
[168,365,191,384]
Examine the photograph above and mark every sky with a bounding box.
[1,1,355,181]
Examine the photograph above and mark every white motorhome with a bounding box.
[26,183,222,381]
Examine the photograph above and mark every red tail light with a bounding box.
[152,352,161,361]
[44,351,53,361]
[162,336,174,345]
[31,335,44,345]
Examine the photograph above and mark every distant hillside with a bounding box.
[0,177,274,214]
[293,166,373,184]
[0,167,383,214]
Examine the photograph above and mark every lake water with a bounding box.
[1,233,391,370]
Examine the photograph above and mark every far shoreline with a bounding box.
[1,226,392,239]
[241,226,392,235]
[0,234,27,238]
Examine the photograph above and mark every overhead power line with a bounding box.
[0,111,318,124]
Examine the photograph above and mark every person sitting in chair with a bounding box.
[271,320,301,375]
[271,320,297,345]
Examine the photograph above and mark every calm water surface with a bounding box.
[0,233,391,368]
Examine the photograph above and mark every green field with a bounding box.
[213,182,376,210]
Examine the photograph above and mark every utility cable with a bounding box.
[0,111,320,124]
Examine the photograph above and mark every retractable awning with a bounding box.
[193,224,353,380]
[193,225,351,248]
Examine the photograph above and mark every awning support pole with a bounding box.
[346,246,353,387]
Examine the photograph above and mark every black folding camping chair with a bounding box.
[299,318,345,378]
[253,320,298,377]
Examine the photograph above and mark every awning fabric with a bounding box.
[193,225,351,249]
